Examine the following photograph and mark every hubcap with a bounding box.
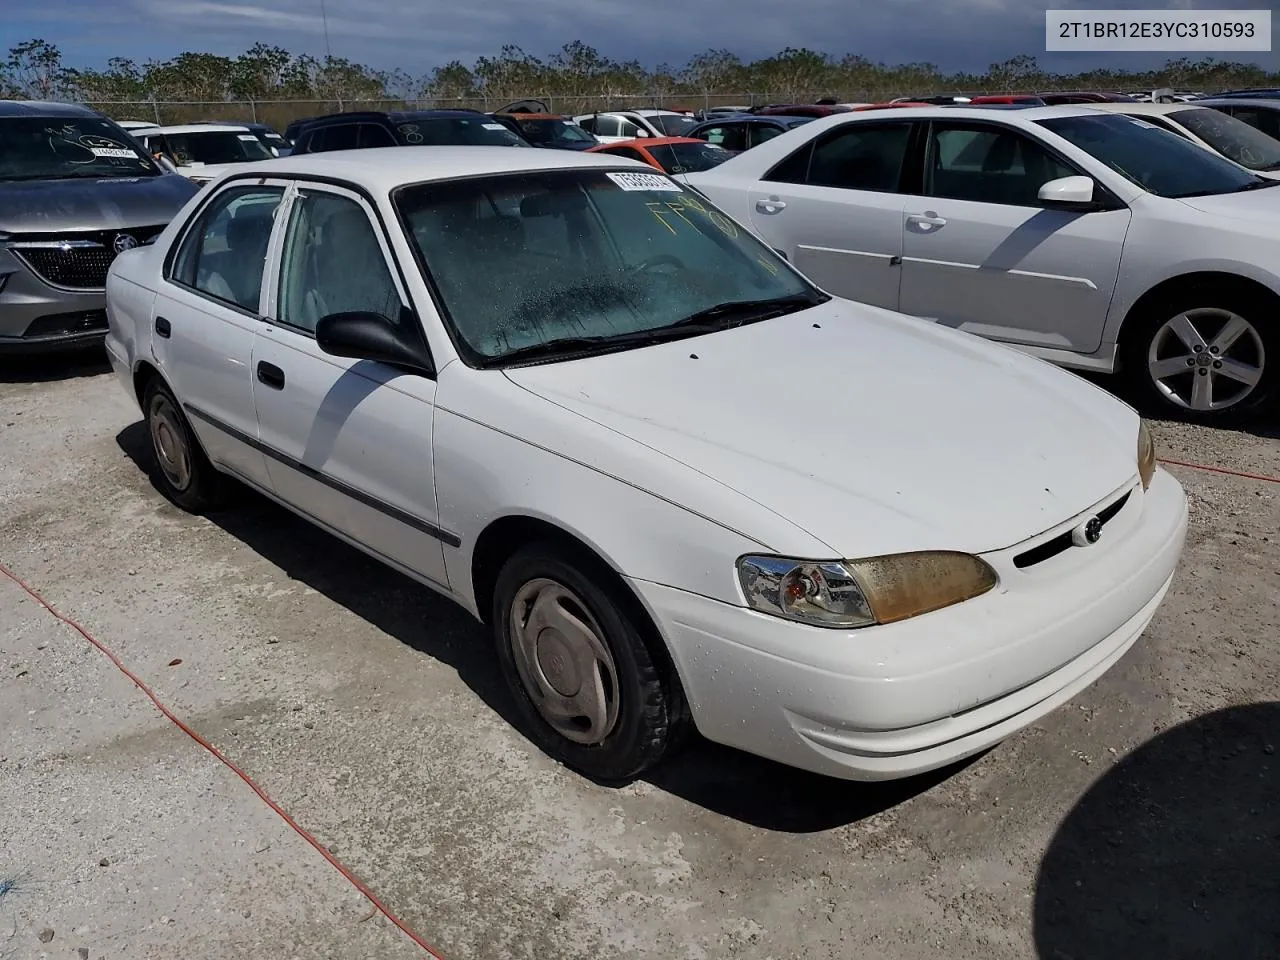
[148,394,193,491]
[508,578,620,745]
[1147,308,1265,412]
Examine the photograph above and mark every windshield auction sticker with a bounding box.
[1046,9,1270,51]
[606,171,683,192]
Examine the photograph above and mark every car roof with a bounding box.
[0,99,101,118]
[149,123,251,134]
[209,145,651,188]
[807,104,1106,125]
[499,113,571,121]
[1086,102,1194,115]
[296,109,487,131]
[1195,97,1280,108]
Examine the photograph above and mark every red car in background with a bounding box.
[586,136,731,175]
[968,94,1047,105]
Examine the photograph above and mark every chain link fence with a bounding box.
[85,89,1039,128]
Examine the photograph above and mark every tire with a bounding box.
[142,377,226,513]
[1121,285,1278,424]
[491,542,689,784]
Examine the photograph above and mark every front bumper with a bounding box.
[0,253,108,354]
[631,468,1188,781]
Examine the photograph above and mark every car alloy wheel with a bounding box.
[148,391,193,491]
[1147,307,1265,413]
[507,577,621,744]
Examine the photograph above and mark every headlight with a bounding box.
[737,551,998,629]
[1137,420,1156,491]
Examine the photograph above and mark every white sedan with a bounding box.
[135,123,276,184]
[686,104,1280,423]
[103,147,1187,784]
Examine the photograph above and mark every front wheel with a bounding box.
[491,543,689,784]
[1122,291,1276,423]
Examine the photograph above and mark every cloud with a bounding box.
[10,0,1280,75]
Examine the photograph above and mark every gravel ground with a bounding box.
[0,352,1277,960]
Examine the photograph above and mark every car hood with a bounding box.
[0,173,199,234]
[503,300,1140,558]
[1175,183,1280,220]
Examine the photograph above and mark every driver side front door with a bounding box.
[251,181,451,588]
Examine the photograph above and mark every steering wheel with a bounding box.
[629,253,687,275]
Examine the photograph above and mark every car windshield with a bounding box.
[1037,112,1265,197]
[395,168,823,366]
[1169,107,1280,171]
[652,114,699,136]
[397,118,528,147]
[163,131,273,165]
[516,119,596,145]
[0,116,160,181]
[646,141,731,174]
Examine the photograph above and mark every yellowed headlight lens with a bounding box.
[846,551,998,625]
[1138,420,1157,491]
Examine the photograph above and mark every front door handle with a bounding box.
[907,213,948,229]
[755,197,787,214]
[256,361,285,390]
[154,316,171,338]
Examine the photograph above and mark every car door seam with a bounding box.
[184,402,460,548]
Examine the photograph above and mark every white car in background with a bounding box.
[1087,102,1280,179]
[104,147,1185,785]
[687,104,1280,422]
[135,123,276,184]
[573,109,700,143]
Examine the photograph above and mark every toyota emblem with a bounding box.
[113,233,138,254]
[1071,515,1104,548]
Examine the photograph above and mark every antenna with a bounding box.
[319,0,333,59]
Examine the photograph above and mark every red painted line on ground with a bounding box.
[0,561,447,960]
[1158,458,1280,485]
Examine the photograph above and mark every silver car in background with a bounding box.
[0,100,199,354]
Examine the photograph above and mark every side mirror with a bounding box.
[634,128,650,138]
[155,154,179,174]
[1038,175,1097,208]
[315,308,434,376]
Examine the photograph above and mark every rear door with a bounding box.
[898,120,1131,353]
[151,181,285,486]
[746,120,916,310]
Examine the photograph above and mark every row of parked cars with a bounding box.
[4,92,1280,424]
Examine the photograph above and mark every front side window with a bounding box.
[358,123,397,148]
[592,116,621,138]
[926,124,1078,206]
[395,169,823,365]
[617,118,642,139]
[1169,107,1280,172]
[517,119,596,145]
[277,190,403,333]
[750,124,786,147]
[163,131,273,166]
[0,115,161,181]
[1221,106,1280,140]
[171,185,283,312]
[1038,112,1264,198]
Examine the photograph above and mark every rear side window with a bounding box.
[1225,106,1280,140]
[699,124,747,151]
[170,186,283,312]
[308,123,359,152]
[767,123,912,192]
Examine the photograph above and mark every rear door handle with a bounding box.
[256,361,285,390]
[907,213,948,228]
[755,197,787,214]
[154,316,171,338]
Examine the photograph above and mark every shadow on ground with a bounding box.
[0,347,110,384]
[116,420,951,833]
[1035,702,1280,959]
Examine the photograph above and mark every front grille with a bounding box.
[14,245,115,289]
[9,225,164,291]
[23,309,108,339]
[1013,490,1131,569]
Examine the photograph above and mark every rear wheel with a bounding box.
[492,542,689,784]
[1122,288,1276,424]
[143,378,225,512]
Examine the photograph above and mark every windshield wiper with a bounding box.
[1234,177,1280,189]
[480,294,823,368]
[661,293,822,331]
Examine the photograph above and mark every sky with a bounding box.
[9,0,1280,76]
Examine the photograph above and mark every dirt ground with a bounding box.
[1,352,1277,960]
